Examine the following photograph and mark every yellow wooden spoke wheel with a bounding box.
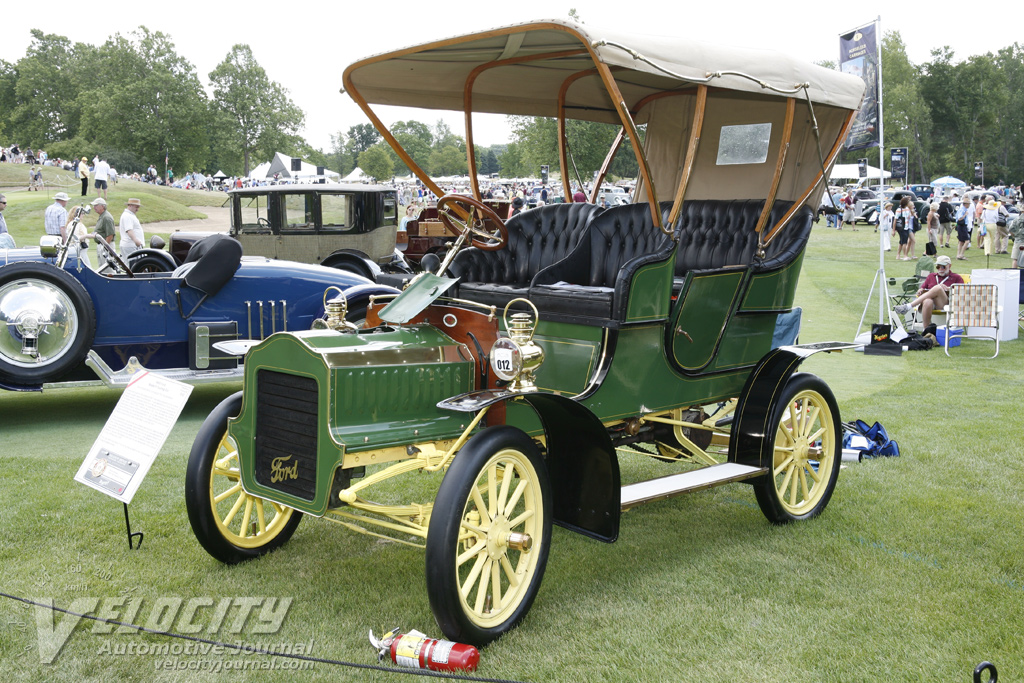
[186,392,302,564]
[753,374,841,523]
[426,426,552,646]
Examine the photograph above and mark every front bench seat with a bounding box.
[447,203,603,309]
[529,203,675,321]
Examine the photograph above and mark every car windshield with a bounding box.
[240,195,269,230]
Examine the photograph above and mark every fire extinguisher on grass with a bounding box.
[370,628,480,673]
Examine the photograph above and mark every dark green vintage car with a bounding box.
[185,19,866,647]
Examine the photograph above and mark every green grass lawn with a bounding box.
[1,218,1022,682]
[0,162,225,248]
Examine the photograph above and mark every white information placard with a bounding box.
[74,372,193,504]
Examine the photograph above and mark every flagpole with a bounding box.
[876,15,886,325]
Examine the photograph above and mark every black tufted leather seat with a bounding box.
[447,203,603,308]
[671,199,813,292]
[530,203,676,320]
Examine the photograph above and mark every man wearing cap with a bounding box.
[45,192,71,240]
[91,197,116,253]
[119,198,144,258]
[77,157,90,197]
[894,255,964,327]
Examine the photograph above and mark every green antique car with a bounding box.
[185,19,866,647]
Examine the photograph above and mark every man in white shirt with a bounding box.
[119,197,144,258]
[93,158,111,199]
[45,192,70,240]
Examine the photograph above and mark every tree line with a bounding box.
[0,26,640,185]
[837,31,1024,186]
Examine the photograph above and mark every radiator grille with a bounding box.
[254,370,318,501]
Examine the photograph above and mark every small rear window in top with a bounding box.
[716,123,772,165]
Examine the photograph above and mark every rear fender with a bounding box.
[321,250,380,281]
[729,342,855,468]
[440,390,620,542]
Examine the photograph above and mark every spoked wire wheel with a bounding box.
[208,434,298,550]
[186,392,302,564]
[427,426,552,646]
[753,374,841,523]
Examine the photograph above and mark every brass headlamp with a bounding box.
[312,286,359,332]
[490,299,544,392]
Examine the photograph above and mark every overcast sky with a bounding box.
[3,0,1020,153]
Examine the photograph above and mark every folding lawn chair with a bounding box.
[943,283,1001,358]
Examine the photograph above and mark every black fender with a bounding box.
[320,250,380,281]
[729,342,854,469]
[127,248,177,270]
[335,282,401,312]
[440,390,620,543]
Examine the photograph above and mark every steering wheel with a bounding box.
[94,236,135,277]
[437,195,508,251]
[257,216,272,230]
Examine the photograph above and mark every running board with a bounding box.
[620,463,767,510]
[56,350,245,389]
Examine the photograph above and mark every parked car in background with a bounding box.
[0,226,397,391]
[908,184,934,200]
[223,184,411,283]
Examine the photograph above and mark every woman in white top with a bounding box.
[980,199,1000,256]
[879,202,894,252]
[119,198,144,258]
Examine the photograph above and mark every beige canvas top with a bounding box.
[343,19,865,120]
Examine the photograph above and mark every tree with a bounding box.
[880,31,932,183]
[328,131,355,176]
[9,30,90,145]
[358,143,394,181]
[920,48,1006,182]
[78,27,210,172]
[498,141,527,177]
[346,124,381,156]
[209,44,305,176]
[391,120,433,175]
[428,145,467,176]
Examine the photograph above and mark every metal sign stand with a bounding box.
[123,503,144,550]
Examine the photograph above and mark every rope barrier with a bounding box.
[0,590,528,683]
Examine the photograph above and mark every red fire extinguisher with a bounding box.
[370,628,480,673]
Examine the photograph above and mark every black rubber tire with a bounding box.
[426,426,552,646]
[0,262,96,384]
[185,392,302,564]
[752,373,842,524]
[129,254,174,274]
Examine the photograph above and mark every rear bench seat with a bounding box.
[672,199,813,293]
[447,202,603,308]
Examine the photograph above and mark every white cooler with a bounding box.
[968,269,1019,341]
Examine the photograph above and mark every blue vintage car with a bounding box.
[0,232,398,391]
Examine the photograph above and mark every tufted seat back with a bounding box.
[529,203,676,321]
[671,199,811,276]
[584,203,675,287]
[448,203,603,286]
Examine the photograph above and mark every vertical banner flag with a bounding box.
[890,147,908,180]
[840,22,880,151]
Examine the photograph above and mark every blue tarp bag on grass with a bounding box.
[842,420,900,458]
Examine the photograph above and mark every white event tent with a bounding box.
[249,152,340,182]
[829,163,891,182]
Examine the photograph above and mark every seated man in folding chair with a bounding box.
[894,255,964,327]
